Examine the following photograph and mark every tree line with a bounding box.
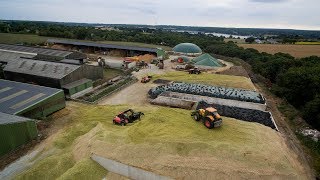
[205,42,320,130]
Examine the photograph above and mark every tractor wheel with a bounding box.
[193,113,200,121]
[204,118,214,129]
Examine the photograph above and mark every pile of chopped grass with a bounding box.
[152,71,256,90]
[15,102,305,179]
[57,159,107,180]
[16,153,75,180]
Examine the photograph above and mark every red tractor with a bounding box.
[113,109,144,126]
[141,76,152,83]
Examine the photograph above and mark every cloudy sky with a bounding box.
[0,0,319,30]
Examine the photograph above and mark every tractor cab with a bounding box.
[205,107,221,120]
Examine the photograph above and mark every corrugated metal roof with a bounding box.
[60,59,82,65]
[0,80,63,115]
[47,39,158,53]
[0,112,33,125]
[0,50,36,63]
[4,59,80,79]
[0,43,74,57]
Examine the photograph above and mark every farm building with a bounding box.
[0,112,38,156]
[0,79,65,119]
[192,53,224,68]
[0,50,36,64]
[47,39,166,58]
[62,78,93,98]
[0,43,87,64]
[173,43,202,56]
[3,59,103,91]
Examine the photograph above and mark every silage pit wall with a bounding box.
[148,82,265,104]
[160,91,267,111]
[151,96,195,110]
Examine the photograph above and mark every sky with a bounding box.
[0,0,319,30]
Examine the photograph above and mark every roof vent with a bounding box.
[29,62,36,70]
[19,61,26,68]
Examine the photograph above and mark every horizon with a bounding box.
[2,19,320,32]
[1,0,319,31]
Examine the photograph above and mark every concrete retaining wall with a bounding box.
[160,91,267,111]
[148,82,265,104]
[151,96,195,109]
[91,154,172,180]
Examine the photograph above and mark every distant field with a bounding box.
[295,42,320,45]
[0,33,172,50]
[238,44,320,58]
[0,33,49,44]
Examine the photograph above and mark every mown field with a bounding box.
[0,33,171,50]
[15,102,308,179]
[0,33,49,44]
[238,44,320,58]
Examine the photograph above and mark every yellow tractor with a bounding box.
[191,107,222,129]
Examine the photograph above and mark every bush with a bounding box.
[303,95,320,130]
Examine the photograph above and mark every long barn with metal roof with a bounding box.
[0,79,65,118]
[47,39,165,57]
[3,58,102,95]
[0,50,36,64]
[0,43,86,60]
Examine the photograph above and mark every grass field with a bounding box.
[238,44,320,58]
[0,33,49,44]
[152,71,256,90]
[0,33,171,50]
[15,102,307,179]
